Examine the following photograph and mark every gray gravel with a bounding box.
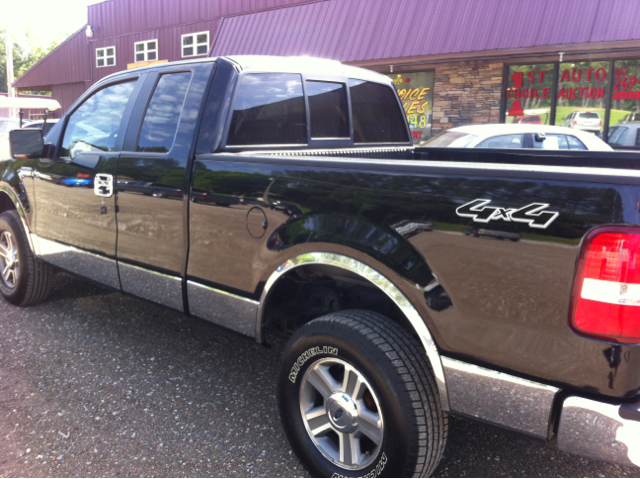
[0,272,638,478]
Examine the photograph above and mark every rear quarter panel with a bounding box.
[189,151,640,398]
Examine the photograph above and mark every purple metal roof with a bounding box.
[210,0,640,61]
[86,0,312,39]
[14,0,640,92]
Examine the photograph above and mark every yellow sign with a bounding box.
[127,59,169,70]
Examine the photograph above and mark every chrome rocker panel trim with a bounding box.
[442,357,559,439]
[36,235,121,290]
[119,262,184,312]
[558,396,640,468]
[187,280,259,337]
[258,252,450,411]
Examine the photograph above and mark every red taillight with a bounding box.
[570,227,640,344]
[573,120,578,126]
[599,120,602,126]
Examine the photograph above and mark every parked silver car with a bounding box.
[607,122,640,149]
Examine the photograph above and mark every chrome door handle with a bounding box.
[94,174,114,198]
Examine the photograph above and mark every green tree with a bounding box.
[1,29,60,95]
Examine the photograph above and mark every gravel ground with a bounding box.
[0,272,639,478]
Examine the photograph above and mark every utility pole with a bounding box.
[4,2,16,119]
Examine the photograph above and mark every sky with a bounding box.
[3,0,102,50]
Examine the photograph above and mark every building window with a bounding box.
[505,64,555,125]
[96,47,116,68]
[611,59,640,130]
[134,40,158,62]
[387,71,434,145]
[181,31,209,57]
[555,61,608,135]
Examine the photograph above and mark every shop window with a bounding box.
[387,71,434,145]
[134,40,158,62]
[505,64,554,125]
[182,32,209,58]
[611,59,640,131]
[555,61,608,134]
[96,47,116,68]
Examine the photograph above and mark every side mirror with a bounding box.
[9,129,44,160]
[535,133,546,142]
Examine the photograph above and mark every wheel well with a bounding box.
[262,264,414,339]
[0,192,17,214]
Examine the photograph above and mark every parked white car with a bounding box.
[424,124,613,151]
[561,111,602,134]
[0,117,20,160]
[23,118,60,137]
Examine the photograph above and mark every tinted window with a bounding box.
[579,112,600,119]
[476,134,523,149]
[533,134,569,149]
[227,73,306,146]
[567,135,587,150]
[608,126,628,146]
[636,129,640,147]
[137,72,191,153]
[349,79,409,143]
[61,81,136,159]
[306,81,349,139]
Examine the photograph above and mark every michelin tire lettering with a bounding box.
[456,199,559,229]
[289,346,338,383]
[331,452,388,478]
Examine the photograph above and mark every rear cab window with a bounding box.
[224,71,409,149]
[227,73,306,146]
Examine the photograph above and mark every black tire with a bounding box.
[278,310,447,478]
[0,210,54,306]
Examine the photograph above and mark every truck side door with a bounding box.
[33,75,143,288]
[116,63,215,311]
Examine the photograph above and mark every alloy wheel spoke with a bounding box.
[338,432,360,466]
[0,243,7,259]
[357,408,382,445]
[306,366,338,399]
[2,263,10,279]
[344,367,364,399]
[5,233,13,251]
[306,409,333,437]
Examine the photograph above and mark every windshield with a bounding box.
[423,131,478,147]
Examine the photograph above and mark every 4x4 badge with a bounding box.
[456,199,559,229]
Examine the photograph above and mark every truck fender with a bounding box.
[257,251,450,411]
[0,182,36,254]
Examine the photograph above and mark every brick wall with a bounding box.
[431,62,504,134]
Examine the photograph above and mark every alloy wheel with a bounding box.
[299,357,384,470]
[0,231,19,289]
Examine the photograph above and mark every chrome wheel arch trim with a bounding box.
[0,184,36,254]
[257,251,450,411]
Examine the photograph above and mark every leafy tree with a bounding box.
[1,29,60,95]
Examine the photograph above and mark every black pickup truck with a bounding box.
[2,56,640,477]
